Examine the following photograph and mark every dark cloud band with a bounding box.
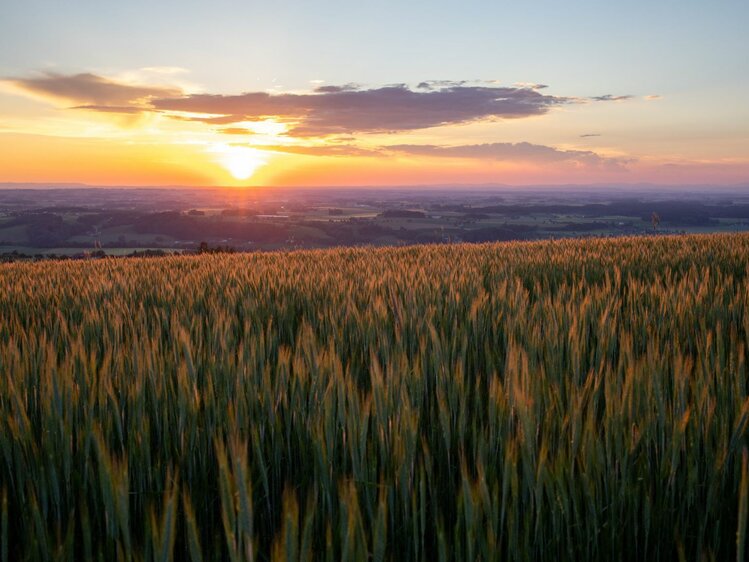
[4,72,635,140]
[151,83,569,136]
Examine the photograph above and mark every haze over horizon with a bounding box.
[1,0,747,188]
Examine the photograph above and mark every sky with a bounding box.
[0,0,747,188]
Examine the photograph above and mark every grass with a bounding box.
[1,233,748,560]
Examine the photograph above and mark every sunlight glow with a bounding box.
[210,144,268,180]
[240,119,288,136]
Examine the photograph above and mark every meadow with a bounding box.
[1,233,749,561]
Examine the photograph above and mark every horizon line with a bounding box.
[1,181,749,191]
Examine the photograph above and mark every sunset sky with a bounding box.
[0,0,747,187]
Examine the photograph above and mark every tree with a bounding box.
[651,212,660,232]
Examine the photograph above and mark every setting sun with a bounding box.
[211,144,268,180]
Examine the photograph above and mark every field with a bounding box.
[3,187,749,258]
[1,233,749,560]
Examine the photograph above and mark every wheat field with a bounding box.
[1,233,749,561]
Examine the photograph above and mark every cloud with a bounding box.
[513,82,548,90]
[219,127,255,135]
[644,94,662,101]
[151,82,570,136]
[416,80,468,90]
[386,142,628,167]
[252,141,626,168]
[313,83,362,93]
[590,94,634,102]
[4,72,181,112]
[3,72,635,139]
[70,104,145,114]
[253,144,379,157]
[171,114,241,125]
[579,133,601,138]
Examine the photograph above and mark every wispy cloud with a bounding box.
[252,144,379,157]
[579,133,601,138]
[590,94,634,102]
[252,140,629,169]
[4,72,181,112]
[313,83,362,93]
[219,127,255,135]
[385,142,628,168]
[513,82,548,90]
[416,80,468,90]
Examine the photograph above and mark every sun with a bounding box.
[212,145,268,181]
